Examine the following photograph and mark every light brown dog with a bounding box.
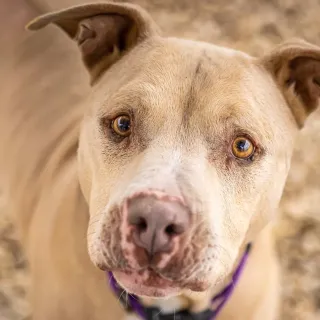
[1,1,320,320]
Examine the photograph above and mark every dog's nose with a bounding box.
[127,195,190,256]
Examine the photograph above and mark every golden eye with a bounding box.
[111,115,131,137]
[232,136,255,159]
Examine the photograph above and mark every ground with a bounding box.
[0,0,319,319]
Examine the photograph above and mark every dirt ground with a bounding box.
[0,0,320,319]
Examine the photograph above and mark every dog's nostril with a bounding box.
[165,224,183,236]
[165,224,175,236]
[136,217,147,232]
[128,213,148,232]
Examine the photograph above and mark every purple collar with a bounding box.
[108,243,251,320]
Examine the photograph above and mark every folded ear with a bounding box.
[27,2,160,84]
[261,39,320,127]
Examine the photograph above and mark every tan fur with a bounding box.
[1,1,319,320]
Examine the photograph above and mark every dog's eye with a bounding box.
[232,136,255,159]
[111,115,131,137]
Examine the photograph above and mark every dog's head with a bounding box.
[28,2,320,298]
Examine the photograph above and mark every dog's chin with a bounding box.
[113,269,182,298]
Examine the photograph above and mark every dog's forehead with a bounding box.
[139,38,252,89]
[96,37,252,93]
[95,37,296,144]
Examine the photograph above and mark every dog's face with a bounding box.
[28,2,320,298]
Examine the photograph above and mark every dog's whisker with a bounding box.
[128,293,139,302]
[125,292,129,309]
[154,306,164,318]
[117,290,126,309]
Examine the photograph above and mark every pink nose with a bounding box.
[127,195,191,256]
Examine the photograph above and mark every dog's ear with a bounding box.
[26,2,160,84]
[261,39,320,127]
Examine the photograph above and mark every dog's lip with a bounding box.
[112,269,181,298]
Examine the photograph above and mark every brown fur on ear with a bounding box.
[261,39,320,127]
[26,2,160,84]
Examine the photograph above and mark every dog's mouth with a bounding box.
[112,268,182,297]
[111,267,211,298]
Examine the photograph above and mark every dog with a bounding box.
[1,1,319,319]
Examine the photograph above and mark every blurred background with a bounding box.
[0,0,319,319]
